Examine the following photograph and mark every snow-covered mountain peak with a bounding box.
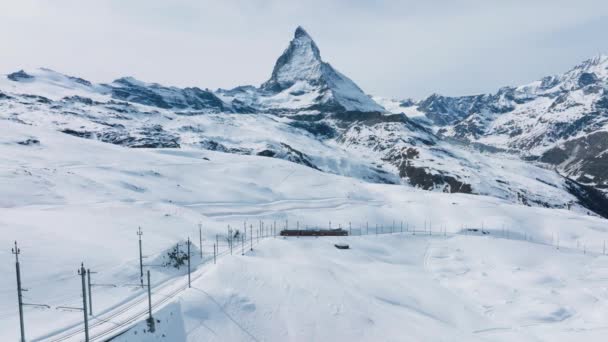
[5,67,94,87]
[0,67,107,101]
[259,26,385,113]
[514,54,608,95]
[262,26,323,92]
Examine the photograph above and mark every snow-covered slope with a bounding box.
[1,120,607,341]
[114,235,608,342]
[2,71,598,214]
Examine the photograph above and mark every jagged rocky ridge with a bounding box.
[1,27,605,216]
[384,55,608,194]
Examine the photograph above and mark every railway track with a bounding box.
[40,235,268,342]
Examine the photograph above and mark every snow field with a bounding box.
[114,233,608,341]
[1,121,607,341]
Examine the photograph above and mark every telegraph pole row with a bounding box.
[86,269,116,317]
[187,237,191,288]
[147,270,155,332]
[88,269,95,315]
[78,263,90,342]
[137,227,144,287]
[12,241,25,342]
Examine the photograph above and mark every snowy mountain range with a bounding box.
[381,55,608,195]
[1,27,607,217]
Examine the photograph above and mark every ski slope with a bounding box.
[1,121,608,341]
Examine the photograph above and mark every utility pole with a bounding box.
[85,270,115,318]
[199,223,203,259]
[187,238,191,288]
[216,234,219,255]
[137,227,144,287]
[78,263,90,342]
[349,222,352,236]
[250,225,253,251]
[12,241,25,342]
[147,270,155,332]
[228,225,233,255]
[242,233,244,255]
[87,269,95,315]
[213,244,216,264]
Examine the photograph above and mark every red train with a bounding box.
[280,229,349,237]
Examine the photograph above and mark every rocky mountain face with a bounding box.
[109,77,226,113]
[216,27,385,115]
[1,27,605,217]
[392,55,608,193]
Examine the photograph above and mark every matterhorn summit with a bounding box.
[258,26,385,113]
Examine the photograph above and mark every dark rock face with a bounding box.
[565,178,608,219]
[578,72,599,87]
[62,126,180,148]
[17,138,40,146]
[7,70,34,82]
[67,75,92,87]
[331,112,407,125]
[256,143,319,170]
[62,96,95,105]
[400,164,473,193]
[383,146,472,194]
[541,131,608,190]
[22,94,51,104]
[288,120,337,139]
[199,139,252,155]
[110,78,225,112]
[198,138,319,170]
[417,94,488,126]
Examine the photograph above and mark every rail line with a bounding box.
[40,235,268,342]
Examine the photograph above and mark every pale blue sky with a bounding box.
[1,0,607,98]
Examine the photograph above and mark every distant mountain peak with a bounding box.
[260,26,384,113]
[294,26,311,39]
[261,26,323,92]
